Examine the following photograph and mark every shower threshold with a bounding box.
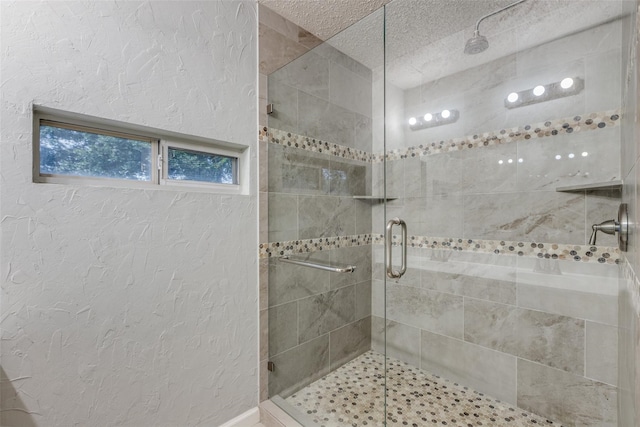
[285,350,562,426]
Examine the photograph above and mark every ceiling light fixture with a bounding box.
[504,77,584,109]
[408,109,460,131]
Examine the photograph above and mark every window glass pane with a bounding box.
[39,124,152,181]
[167,147,237,184]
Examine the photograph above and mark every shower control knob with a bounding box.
[588,203,628,251]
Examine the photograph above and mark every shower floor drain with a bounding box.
[286,350,562,426]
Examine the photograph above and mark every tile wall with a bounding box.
[371,250,619,426]
[618,1,640,426]
[367,18,625,426]
[375,18,624,248]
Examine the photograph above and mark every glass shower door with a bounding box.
[263,7,386,425]
[263,0,624,424]
[381,0,622,425]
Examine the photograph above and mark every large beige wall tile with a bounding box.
[517,359,617,426]
[420,330,517,405]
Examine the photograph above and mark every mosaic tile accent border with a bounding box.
[383,234,621,264]
[286,350,562,427]
[382,109,621,162]
[260,234,620,264]
[259,127,373,163]
[259,234,373,258]
[259,110,621,164]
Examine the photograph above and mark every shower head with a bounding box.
[464,30,489,55]
[464,0,526,55]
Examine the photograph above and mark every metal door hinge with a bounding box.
[266,103,274,115]
[267,361,275,372]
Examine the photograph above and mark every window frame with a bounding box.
[33,108,247,194]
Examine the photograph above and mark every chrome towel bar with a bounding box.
[279,256,356,273]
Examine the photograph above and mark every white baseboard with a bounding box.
[260,399,306,427]
[218,407,260,427]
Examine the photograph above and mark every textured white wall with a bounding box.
[0,1,258,426]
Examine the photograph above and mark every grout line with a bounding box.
[584,320,588,378]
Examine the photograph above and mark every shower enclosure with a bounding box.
[261,0,634,425]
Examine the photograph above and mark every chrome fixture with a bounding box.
[588,203,629,251]
[588,220,617,245]
[386,218,407,279]
[464,31,489,55]
[464,0,527,55]
[504,77,584,109]
[279,256,356,273]
[408,109,459,131]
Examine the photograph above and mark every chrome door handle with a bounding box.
[386,217,407,279]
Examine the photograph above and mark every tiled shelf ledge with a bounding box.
[352,195,398,202]
[556,180,623,192]
[259,234,620,264]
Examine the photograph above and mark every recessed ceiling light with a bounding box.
[533,85,546,96]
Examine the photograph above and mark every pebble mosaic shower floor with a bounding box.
[286,351,562,426]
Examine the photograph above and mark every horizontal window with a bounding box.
[39,121,156,182]
[168,147,236,184]
[34,109,245,193]
[163,143,239,186]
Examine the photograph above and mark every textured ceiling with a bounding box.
[258,0,393,41]
[261,0,626,89]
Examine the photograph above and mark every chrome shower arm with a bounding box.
[473,0,527,33]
